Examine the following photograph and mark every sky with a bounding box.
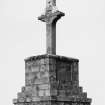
[0,0,105,105]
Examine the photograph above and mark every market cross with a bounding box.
[13,0,92,105]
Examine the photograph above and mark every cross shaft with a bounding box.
[38,0,65,55]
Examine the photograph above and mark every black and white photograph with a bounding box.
[0,0,105,105]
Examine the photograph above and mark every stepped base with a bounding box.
[13,54,92,105]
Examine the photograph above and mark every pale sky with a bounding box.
[0,0,105,105]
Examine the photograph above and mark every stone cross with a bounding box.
[38,0,65,55]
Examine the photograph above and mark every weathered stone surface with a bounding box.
[38,84,49,89]
[17,92,25,98]
[38,90,45,96]
[45,89,50,96]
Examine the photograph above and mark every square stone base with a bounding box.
[13,54,92,105]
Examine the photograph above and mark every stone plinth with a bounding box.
[13,54,91,105]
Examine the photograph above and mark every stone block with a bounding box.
[50,82,57,89]
[38,84,50,90]
[82,92,87,98]
[32,97,41,101]
[21,86,25,92]
[40,96,51,101]
[32,92,38,97]
[13,99,18,104]
[49,64,56,72]
[45,58,49,64]
[32,87,38,97]
[31,65,40,72]
[17,92,25,98]
[78,87,83,93]
[26,97,32,102]
[50,90,57,96]
[40,65,46,72]
[45,64,49,71]
[40,70,49,78]
[72,88,79,95]
[45,89,50,96]
[25,86,32,91]
[35,60,40,66]
[65,90,72,96]
[49,58,56,64]
[38,90,45,96]
[40,59,45,64]
[58,90,66,96]
[49,75,56,83]
[18,98,25,103]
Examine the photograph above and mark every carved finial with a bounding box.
[46,0,58,14]
[46,0,56,7]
